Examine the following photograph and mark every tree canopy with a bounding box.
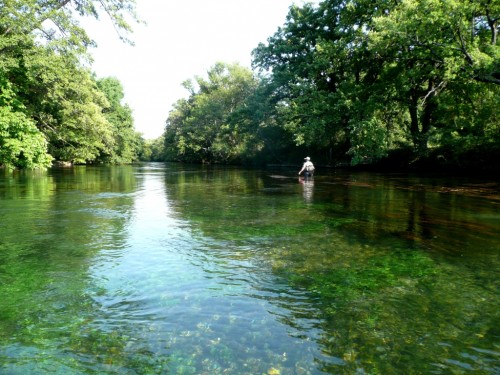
[3,0,498,171]
[161,0,498,171]
[0,0,140,169]
[164,62,264,164]
[252,0,499,166]
[96,77,143,164]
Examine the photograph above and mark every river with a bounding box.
[0,163,498,374]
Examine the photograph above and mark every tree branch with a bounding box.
[473,74,500,85]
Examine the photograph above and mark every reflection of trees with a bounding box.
[163,167,499,373]
[406,189,433,243]
[315,173,498,256]
[165,168,285,240]
[0,166,158,372]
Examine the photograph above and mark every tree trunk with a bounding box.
[487,12,498,45]
[408,89,420,150]
[419,80,437,153]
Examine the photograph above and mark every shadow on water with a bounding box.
[0,163,498,374]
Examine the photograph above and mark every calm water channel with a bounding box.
[0,163,498,374]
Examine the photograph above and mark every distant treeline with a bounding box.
[150,0,498,172]
[2,1,499,172]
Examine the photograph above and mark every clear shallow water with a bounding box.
[0,163,498,374]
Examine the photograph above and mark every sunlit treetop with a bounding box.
[1,0,140,57]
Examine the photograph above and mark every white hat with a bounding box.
[305,157,310,161]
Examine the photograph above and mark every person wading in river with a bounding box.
[298,157,315,179]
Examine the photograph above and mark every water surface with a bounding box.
[0,163,498,374]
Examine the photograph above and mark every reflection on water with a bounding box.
[0,164,499,374]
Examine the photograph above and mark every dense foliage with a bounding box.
[3,0,498,171]
[164,62,265,164]
[96,77,144,164]
[162,0,499,170]
[0,0,141,169]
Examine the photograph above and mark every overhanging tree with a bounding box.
[252,0,499,166]
[369,0,499,158]
[0,0,139,168]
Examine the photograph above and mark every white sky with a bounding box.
[85,0,308,140]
